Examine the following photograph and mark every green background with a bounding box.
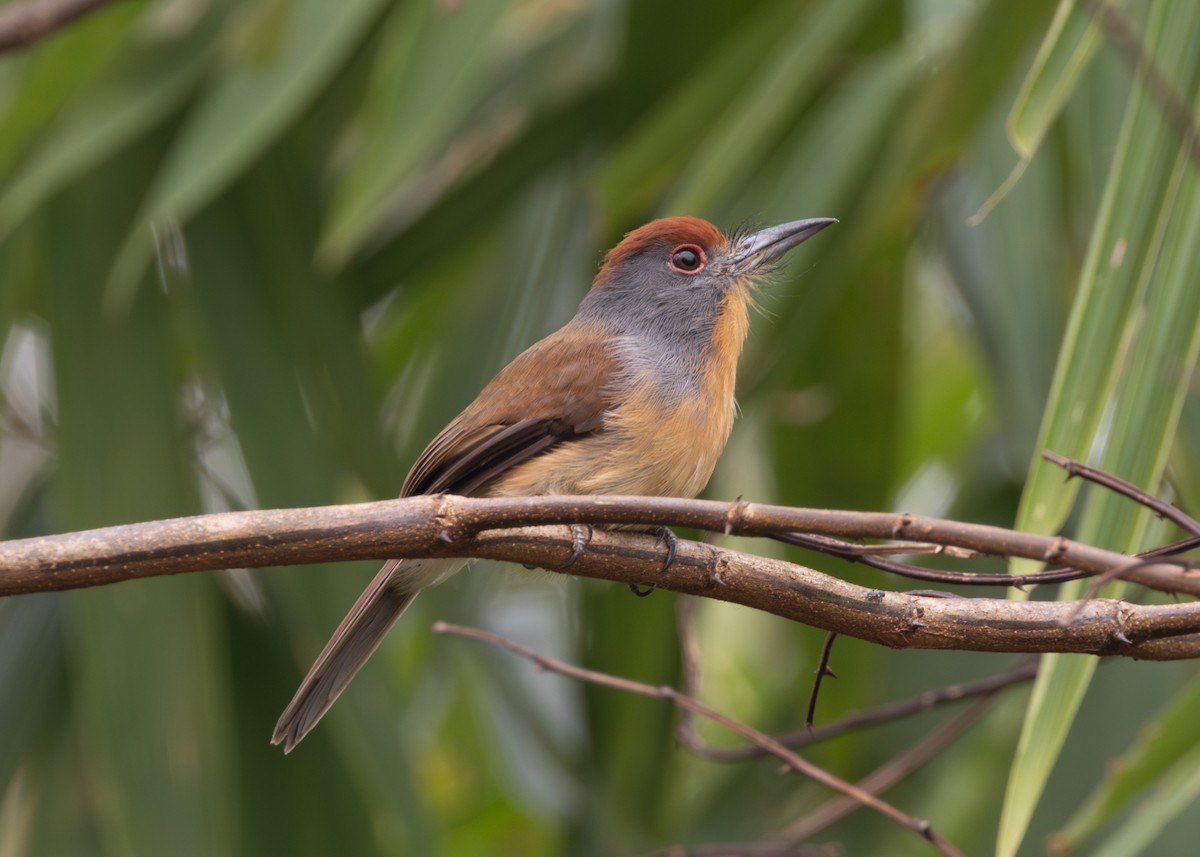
[1,0,1199,854]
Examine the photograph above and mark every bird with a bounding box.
[272,214,836,752]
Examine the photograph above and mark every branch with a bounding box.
[433,621,966,857]
[4,494,1200,659]
[676,587,1040,773]
[694,659,1040,762]
[0,0,116,53]
[785,694,999,841]
[1044,450,1200,536]
[4,493,1198,592]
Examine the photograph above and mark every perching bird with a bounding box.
[273,215,835,752]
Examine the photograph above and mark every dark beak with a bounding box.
[727,218,837,275]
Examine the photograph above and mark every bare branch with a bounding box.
[1044,450,1200,537]
[4,493,1199,594]
[433,621,967,857]
[786,694,999,840]
[0,0,116,53]
[805,632,838,729]
[696,659,1040,762]
[5,494,1200,659]
[672,600,1028,764]
[775,531,1095,587]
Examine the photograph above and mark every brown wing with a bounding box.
[401,323,618,497]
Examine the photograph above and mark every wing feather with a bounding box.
[401,323,619,497]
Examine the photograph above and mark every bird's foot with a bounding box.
[651,526,678,572]
[559,524,594,570]
[626,527,678,598]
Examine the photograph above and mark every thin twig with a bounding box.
[1044,450,1200,537]
[433,621,967,857]
[774,531,1093,588]
[805,633,838,730]
[778,525,1200,589]
[0,0,116,52]
[643,839,837,857]
[1140,535,1200,559]
[786,694,1000,840]
[685,658,1039,762]
[1067,556,1196,626]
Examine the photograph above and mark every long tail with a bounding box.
[272,558,458,753]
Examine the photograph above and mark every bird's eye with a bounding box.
[668,244,706,275]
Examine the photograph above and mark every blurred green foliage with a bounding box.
[1,0,1199,855]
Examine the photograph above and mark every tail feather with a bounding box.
[273,558,453,752]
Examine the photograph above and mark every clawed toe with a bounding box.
[625,527,678,598]
[559,524,594,570]
[651,526,678,572]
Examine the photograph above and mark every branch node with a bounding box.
[724,495,749,536]
[705,546,729,588]
[1043,450,1084,484]
[433,495,460,544]
[891,512,916,539]
[1042,536,1069,563]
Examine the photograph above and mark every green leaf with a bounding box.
[971,0,1122,220]
[1086,742,1200,857]
[1012,0,1194,544]
[999,3,1200,854]
[1007,0,1117,158]
[1053,674,1200,850]
[104,0,389,312]
[0,0,148,178]
[39,137,238,856]
[318,0,514,267]
[0,595,64,796]
[660,0,877,216]
[593,1,805,225]
[0,25,216,241]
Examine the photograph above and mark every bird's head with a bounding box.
[577,216,836,340]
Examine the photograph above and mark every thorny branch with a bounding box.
[433,621,966,857]
[686,658,1040,763]
[784,694,1001,842]
[1,452,1194,851]
[3,452,1200,660]
[672,592,1035,845]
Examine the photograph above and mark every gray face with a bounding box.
[575,218,837,348]
[574,242,733,363]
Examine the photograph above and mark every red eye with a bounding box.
[668,244,705,275]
